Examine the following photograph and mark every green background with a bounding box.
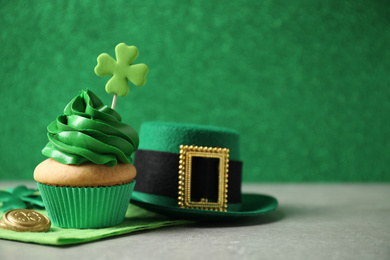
[0,0,389,182]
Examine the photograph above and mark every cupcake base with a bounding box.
[37,181,136,229]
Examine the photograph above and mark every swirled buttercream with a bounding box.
[42,90,139,166]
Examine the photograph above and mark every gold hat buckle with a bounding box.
[178,145,229,212]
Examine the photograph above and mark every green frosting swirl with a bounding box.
[42,89,139,166]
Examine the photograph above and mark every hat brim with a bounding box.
[130,191,278,221]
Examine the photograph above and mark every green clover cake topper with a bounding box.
[94,43,149,109]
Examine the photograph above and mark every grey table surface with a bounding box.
[0,181,389,260]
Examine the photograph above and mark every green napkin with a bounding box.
[0,204,193,246]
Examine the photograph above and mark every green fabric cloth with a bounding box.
[0,204,192,246]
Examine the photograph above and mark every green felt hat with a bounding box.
[131,122,278,221]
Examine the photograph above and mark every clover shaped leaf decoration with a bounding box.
[0,186,44,213]
[94,43,149,100]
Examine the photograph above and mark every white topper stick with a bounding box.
[111,94,118,109]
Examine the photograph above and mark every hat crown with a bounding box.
[138,122,240,161]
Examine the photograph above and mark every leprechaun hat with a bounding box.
[131,121,278,221]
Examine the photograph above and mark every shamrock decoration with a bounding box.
[94,43,149,104]
[0,186,44,213]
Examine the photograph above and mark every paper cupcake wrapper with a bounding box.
[37,181,135,229]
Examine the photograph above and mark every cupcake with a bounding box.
[34,90,137,228]
[34,43,149,228]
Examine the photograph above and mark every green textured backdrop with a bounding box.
[0,0,389,182]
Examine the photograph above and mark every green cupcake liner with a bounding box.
[37,181,135,229]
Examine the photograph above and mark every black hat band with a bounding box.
[134,149,243,204]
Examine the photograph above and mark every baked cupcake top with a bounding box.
[42,89,139,166]
[34,158,136,186]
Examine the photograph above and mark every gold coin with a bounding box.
[0,209,51,232]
